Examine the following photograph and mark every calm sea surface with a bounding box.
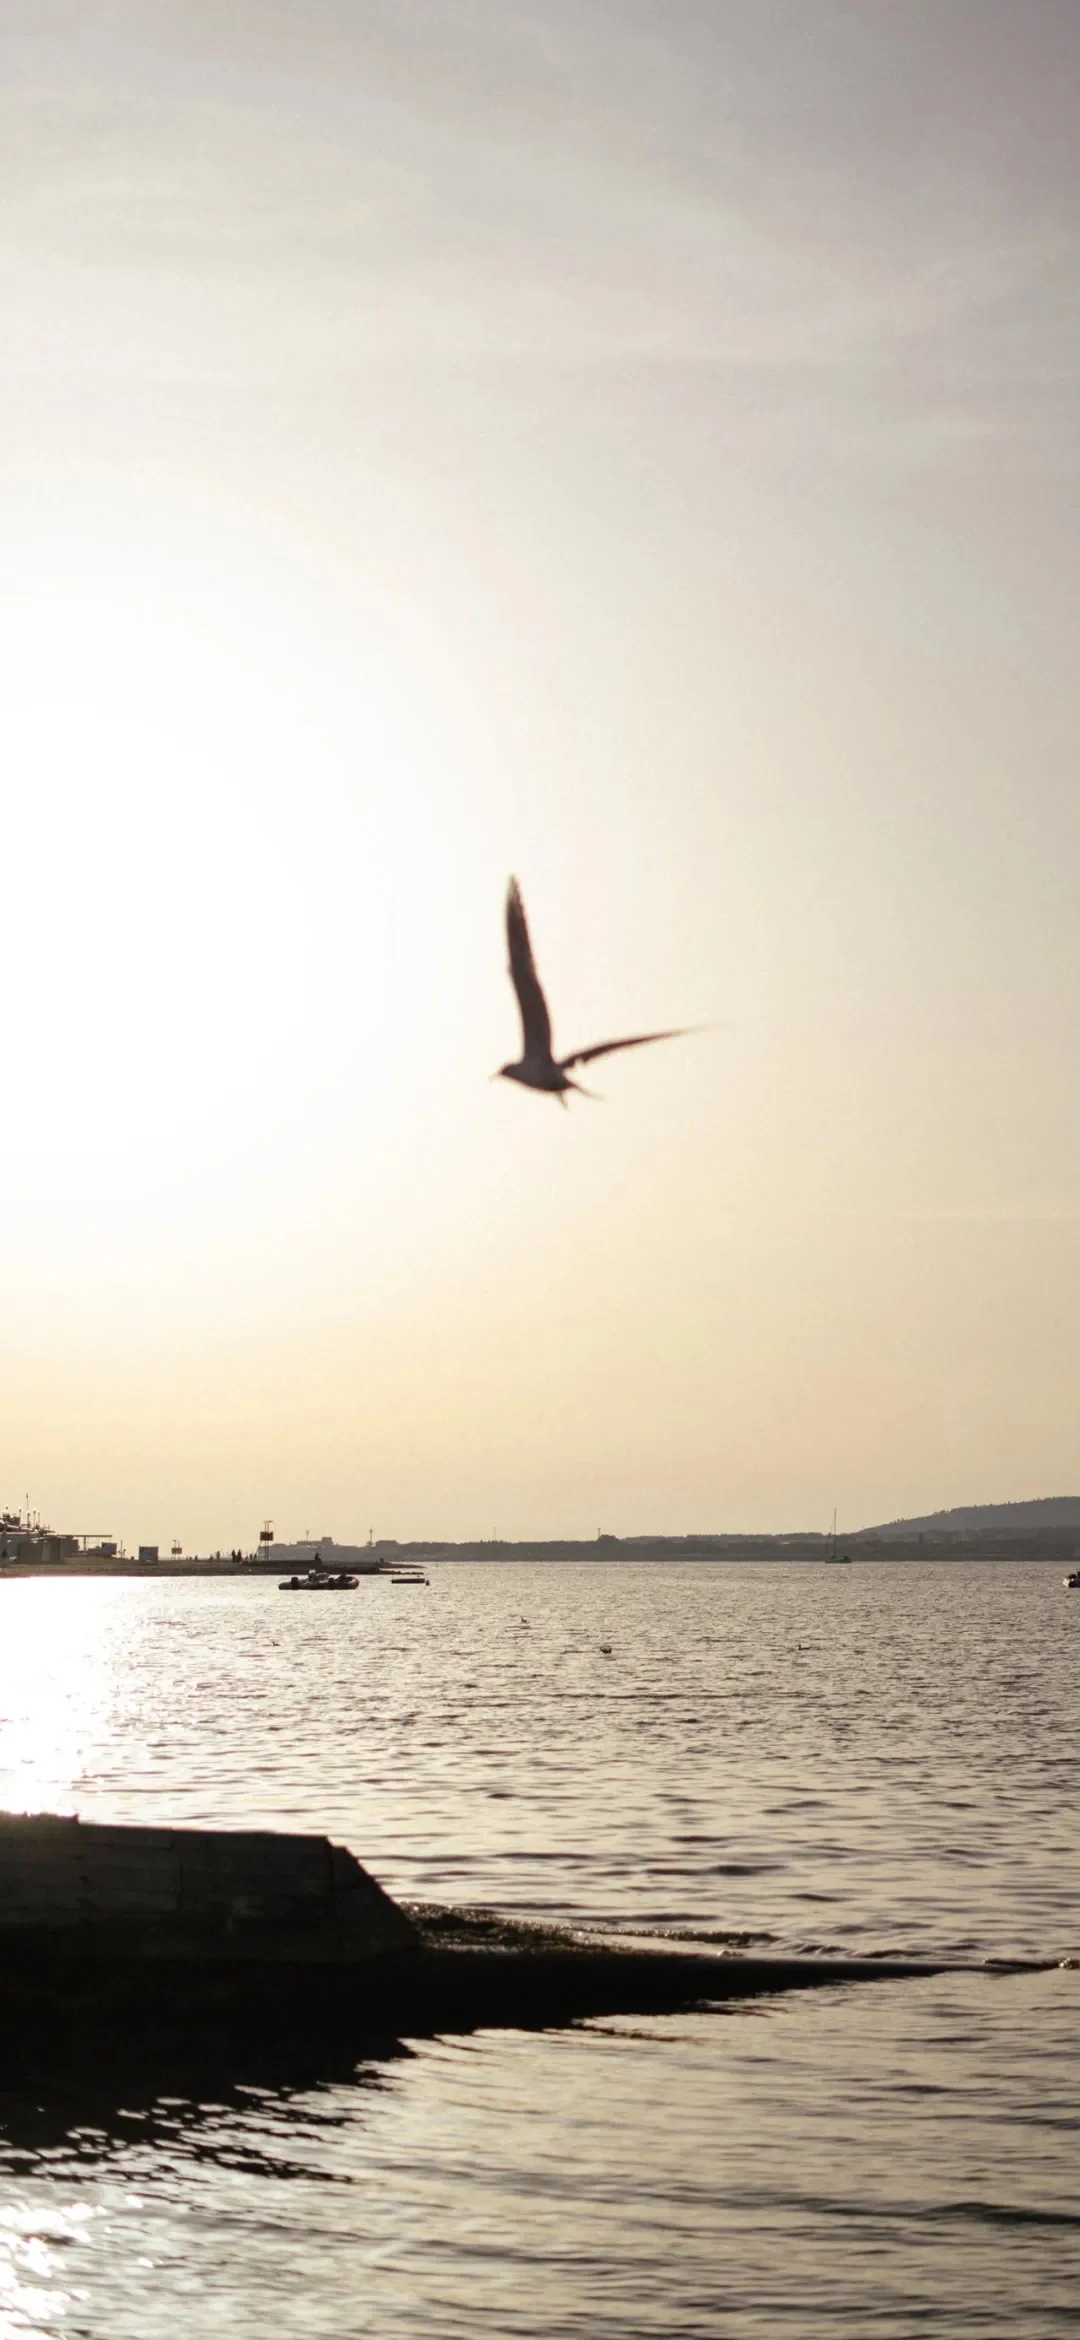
[0,1561,1076,2337]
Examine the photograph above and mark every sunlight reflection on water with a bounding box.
[0,1580,127,1818]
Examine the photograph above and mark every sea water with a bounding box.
[0,1562,1076,2337]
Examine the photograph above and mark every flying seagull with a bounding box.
[496,877,692,1102]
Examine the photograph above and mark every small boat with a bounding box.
[389,1569,429,1586]
[279,1569,359,1592]
[1064,1570,1080,1590]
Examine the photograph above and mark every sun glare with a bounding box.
[0,559,487,1253]
[0,1581,124,1816]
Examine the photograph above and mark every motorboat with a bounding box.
[1064,1569,1080,1590]
[279,1569,359,1592]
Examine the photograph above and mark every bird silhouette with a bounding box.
[496,877,692,1102]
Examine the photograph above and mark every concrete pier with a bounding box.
[0,1813,416,1963]
[0,1815,1030,2078]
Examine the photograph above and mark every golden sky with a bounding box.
[3,2,1080,1546]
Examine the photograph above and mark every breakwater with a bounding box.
[0,1814,1038,2081]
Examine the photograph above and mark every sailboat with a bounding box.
[822,1509,852,1563]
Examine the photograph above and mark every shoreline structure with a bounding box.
[0,1813,1045,2073]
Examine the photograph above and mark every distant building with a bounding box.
[260,1537,384,1575]
[0,1512,81,1565]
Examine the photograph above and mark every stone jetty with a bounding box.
[0,1814,1027,2077]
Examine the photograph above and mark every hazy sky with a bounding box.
[3,1,1080,1546]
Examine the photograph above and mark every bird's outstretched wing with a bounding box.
[560,1028,691,1071]
[506,877,552,1060]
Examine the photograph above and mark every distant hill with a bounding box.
[856,1497,1080,1540]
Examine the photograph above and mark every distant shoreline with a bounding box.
[7,1497,1080,1578]
[2,1537,1076,1578]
